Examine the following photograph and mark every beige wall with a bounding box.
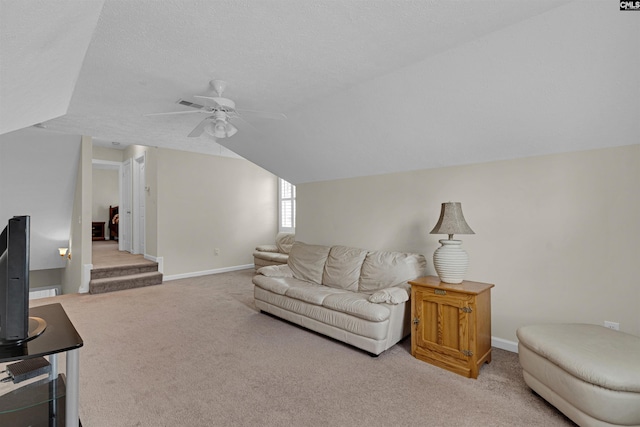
[92,146,122,241]
[93,145,123,162]
[92,168,119,229]
[156,148,278,276]
[123,144,146,160]
[29,268,62,289]
[297,145,640,342]
[62,136,93,294]
[143,147,159,256]
[92,144,160,255]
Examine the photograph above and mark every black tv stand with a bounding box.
[0,303,83,426]
[0,316,47,347]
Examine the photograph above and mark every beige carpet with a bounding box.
[90,241,162,294]
[92,240,156,268]
[26,269,574,427]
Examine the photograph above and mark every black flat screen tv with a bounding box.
[0,215,30,344]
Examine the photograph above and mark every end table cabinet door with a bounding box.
[412,288,474,374]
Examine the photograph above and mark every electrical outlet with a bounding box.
[604,321,619,331]
[214,248,220,256]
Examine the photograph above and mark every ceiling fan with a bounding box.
[145,79,286,139]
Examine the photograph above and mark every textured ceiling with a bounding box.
[0,0,103,134]
[2,0,638,183]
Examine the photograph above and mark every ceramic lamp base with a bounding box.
[433,239,469,284]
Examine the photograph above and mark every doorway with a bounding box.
[92,154,145,259]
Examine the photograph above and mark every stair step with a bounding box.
[91,263,158,280]
[89,271,163,294]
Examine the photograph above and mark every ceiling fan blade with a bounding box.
[145,98,214,116]
[237,109,287,120]
[144,110,207,117]
[232,114,256,132]
[193,95,222,109]
[187,117,211,138]
[177,99,208,110]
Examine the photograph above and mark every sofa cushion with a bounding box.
[322,293,391,322]
[288,242,331,284]
[285,284,348,305]
[252,275,311,295]
[359,250,426,293]
[255,287,391,341]
[275,233,296,254]
[517,324,640,393]
[322,246,368,291]
[368,287,410,304]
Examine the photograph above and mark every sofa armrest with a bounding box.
[255,244,280,253]
[257,264,294,278]
[368,286,410,304]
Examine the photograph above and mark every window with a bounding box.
[279,178,296,232]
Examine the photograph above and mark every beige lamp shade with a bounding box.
[430,202,474,239]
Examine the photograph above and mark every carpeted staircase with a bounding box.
[89,262,163,294]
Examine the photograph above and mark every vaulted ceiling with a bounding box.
[1,0,638,184]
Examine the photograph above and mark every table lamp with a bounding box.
[430,202,474,284]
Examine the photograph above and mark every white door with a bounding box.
[133,154,146,255]
[119,159,133,253]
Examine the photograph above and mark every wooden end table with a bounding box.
[409,276,494,379]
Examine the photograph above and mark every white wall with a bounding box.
[0,127,80,271]
[156,148,278,277]
[297,145,640,342]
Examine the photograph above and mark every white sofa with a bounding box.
[518,324,640,427]
[253,242,426,355]
[253,233,295,271]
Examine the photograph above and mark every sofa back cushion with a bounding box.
[322,246,368,291]
[275,232,296,254]
[359,250,427,293]
[287,242,331,284]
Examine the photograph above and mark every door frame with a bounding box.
[132,153,146,255]
[119,159,132,253]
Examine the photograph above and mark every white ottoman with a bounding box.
[517,324,640,427]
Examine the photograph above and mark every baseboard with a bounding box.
[492,336,518,353]
[79,264,92,294]
[163,264,254,281]
[144,254,163,274]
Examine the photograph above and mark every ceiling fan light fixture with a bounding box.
[223,121,238,137]
[205,119,237,139]
[146,79,285,138]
